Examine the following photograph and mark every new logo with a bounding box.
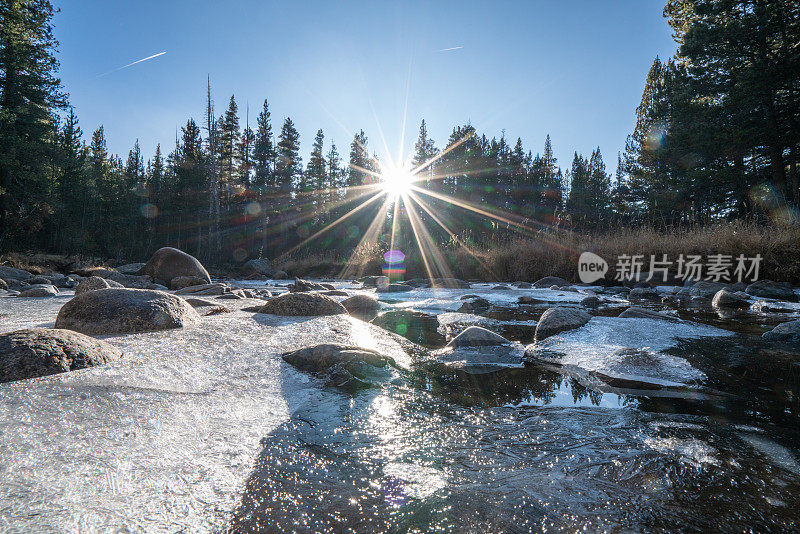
[578,251,608,283]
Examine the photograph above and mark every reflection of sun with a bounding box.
[379,162,414,198]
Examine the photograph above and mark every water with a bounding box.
[1,281,799,532]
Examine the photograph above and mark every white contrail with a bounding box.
[438,46,463,52]
[97,51,166,77]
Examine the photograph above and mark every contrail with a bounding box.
[97,51,166,77]
[438,46,463,52]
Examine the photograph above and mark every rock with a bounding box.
[257,292,346,316]
[371,310,446,347]
[18,284,58,297]
[518,296,546,305]
[341,294,380,320]
[0,328,121,383]
[492,285,511,290]
[0,278,7,291]
[514,282,532,289]
[174,283,230,296]
[745,280,798,302]
[217,290,246,300]
[55,288,200,335]
[534,276,570,288]
[628,287,660,300]
[137,247,211,288]
[241,258,275,277]
[618,306,679,322]
[762,319,800,343]
[751,300,797,314]
[115,262,145,275]
[170,275,208,290]
[27,275,52,285]
[581,296,601,308]
[74,276,111,295]
[288,278,327,292]
[359,275,384,287]
[0,265,33,281]
[184,297,218,307]
[448,326,510,347]
[678,280,729,299]
[322,290,348,297]
[711,289,750,309]
[535,307,591,341]
[273,270,288,280]
[73,267,116,278]
[430,278,471,289]
[376,283,414,293]
[457,297,491,313]
[106,271,154,289]
[282,343,395,390]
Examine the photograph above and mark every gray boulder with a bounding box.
[448,326,510,347]
[0,265,32,281]
[282,343,395,390]
[745,280,798,302]
[0,328,121,383]
[184,297,218,307]
[762,319,800,343]
[679,280,729,299]
[535,307,591,341]
[457,296,491,313]
[288,278,328,292]
[376,283,414,293]
[258,292,346,316]
[711,289,750,309]
[0,278,7,291]
[18,284,58,297]
[106,271,154,289]
[137,247,211,288]
[174,283,230,296]
[580,295,601,308]
[55,288,200,335]
[628,287,660,300]
[751,300,797,314]
[533,276,570,288]
[115,262,146,275]
[74,276,111,295]
[341,294,381,320]
[242,258,275,277]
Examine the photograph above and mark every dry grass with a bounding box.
[280,222,800,284]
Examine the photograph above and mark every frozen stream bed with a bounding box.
[1,280,800,532]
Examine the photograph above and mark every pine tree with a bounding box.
[347,130,371,187]
[218,95,241,193]
[305,129,326,194]
[253,99,275,187]
[326,141,343,204]
[125,139,144,187]
[412,119,438,182]
[0,0,67,248]
[276,117,301,193]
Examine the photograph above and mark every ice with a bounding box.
[0,291,413,531]
[531,317,732,387]
[378,285,586,313]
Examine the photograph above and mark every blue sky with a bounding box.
[53,0,676,174]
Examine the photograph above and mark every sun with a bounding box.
[380,163,415,198]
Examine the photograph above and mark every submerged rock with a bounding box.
[762,319,800,343]
[711,289,750,309]
[376,283,414,293]
[745,280,798,302]
[17,284,58,297]
[628,287,660,300]
[457,296,490,313]
[257,292,346,316]
[535,307,591,341]
[282,343,395,390]
[341,294,380,320]
[371,310,446,347]
[751,300,797,314]
[678,280,728,299]
[618,306,679,321]
[0,328,121,383]
[137,247,211,288]
[533,276,569,288]
[433,327,522,371]
[448,326,510,347]
[580,295,601,308]
[55,288,200,335]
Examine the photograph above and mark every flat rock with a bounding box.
[282,343,395,391]
[18,284,58,297]
[679,280,729,299]
[745,280,798,302]
[0,265,32,281]
[535,306,591,341]
[170,275,209,290]
[55,288,200,335]
[534,276,569,288]
[115,262,145,275]
[0,328,122,383]
[258,292,346,316]
[628,287,660,300]
[184,297,218,307]
[174,283,229,296]
[618,306,679,321]
[376,283,414,293]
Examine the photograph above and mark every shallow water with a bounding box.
[1,281,799,532]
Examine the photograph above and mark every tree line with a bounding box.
[1,0,798,266]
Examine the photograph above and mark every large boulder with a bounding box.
[17,284,58,298]
[0,265,32,281]
[745,280,798,302]
[762,319,800,343]
[535,306,591,341]
[533,276,570,288]
[341,294,380,320]
[137,247,211,288]
[711,289,750,309]
[257,292,346,316]
[0,328,121,383]
[74,275,111,295]
[241,258,275,277]
[55,288,200,335]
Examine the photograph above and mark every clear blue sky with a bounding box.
[53,0,676,174]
